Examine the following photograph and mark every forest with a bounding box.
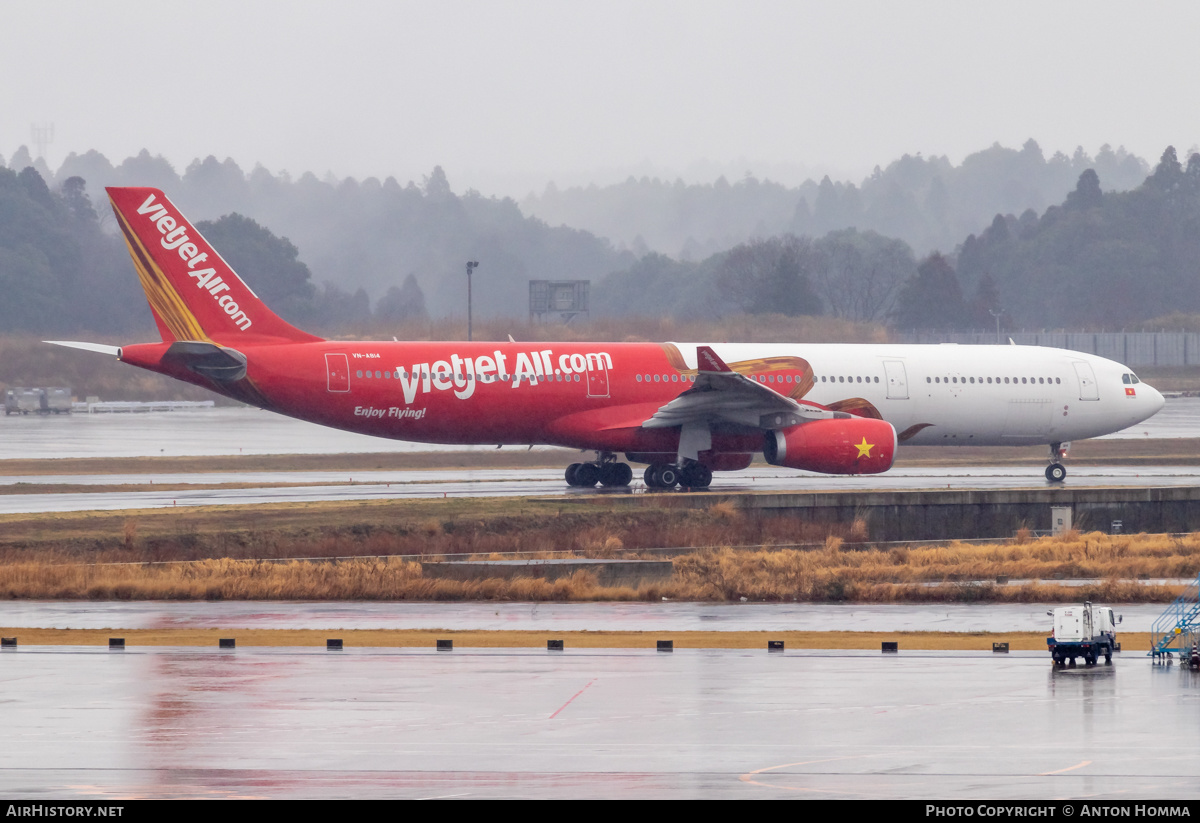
[0,140,1195,339]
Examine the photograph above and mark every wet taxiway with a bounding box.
[4,464,1200,513]
[2,644,1197,799]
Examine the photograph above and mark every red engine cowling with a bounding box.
[763,417,897,475]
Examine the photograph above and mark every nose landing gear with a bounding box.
[1045,442,1070,483]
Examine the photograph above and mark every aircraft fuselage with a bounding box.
[119,338,1163,457]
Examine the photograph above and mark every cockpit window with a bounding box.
[1122,374,1131,384]
[1131,373,1140,384]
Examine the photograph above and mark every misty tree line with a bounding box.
[1,147,630,327]
[621,146,1200,332]
[0,164,415,336]
[0,141,1198,337]
[951,147,1200,329]
[524,140,1151,260]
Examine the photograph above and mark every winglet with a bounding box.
[696,346,732,373]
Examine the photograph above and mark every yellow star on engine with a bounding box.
[855,437,874,458]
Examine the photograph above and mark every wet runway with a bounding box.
[0,600,1170,633]
[2,644,1197,799]
[1,398,1194,512]
[0,407,555,460]
[0,396,1194,462]
[4,464,1200,514]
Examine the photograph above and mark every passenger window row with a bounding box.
[358,370,582,383]
[637,374,697,383]
[925,376,1062,385]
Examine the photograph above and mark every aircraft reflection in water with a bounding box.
[50,188,1163,488]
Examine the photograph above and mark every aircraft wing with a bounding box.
[642,345,840,431]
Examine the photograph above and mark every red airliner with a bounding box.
[50,187,1163,487]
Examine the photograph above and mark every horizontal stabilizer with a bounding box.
[44,340,121,357]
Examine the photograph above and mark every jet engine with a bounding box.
[763,417,897,475]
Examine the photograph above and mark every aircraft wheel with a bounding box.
[680,463,713,489]
[574,463,600,487]
[565,463,582,486]
[645,463,679,489]
[1045,463,1067,483]
[599,462,632,487]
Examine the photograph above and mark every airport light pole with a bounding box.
[989,308,1003,344]
[466,261,480,341]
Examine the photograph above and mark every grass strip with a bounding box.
[0,627,1154,651]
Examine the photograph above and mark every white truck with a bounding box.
[1047,601,1120,666]
[4,388,40,415]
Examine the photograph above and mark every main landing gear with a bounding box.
[565,454,633,488]
[644,461,712,490]
[1045,442,1069,483]
[565,456,714,490]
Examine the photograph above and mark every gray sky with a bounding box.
[4,1,1198,195]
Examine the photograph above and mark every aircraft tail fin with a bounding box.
[106,187,323,345]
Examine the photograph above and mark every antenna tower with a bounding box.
[30,123,55,161]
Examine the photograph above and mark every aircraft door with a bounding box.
[1072,361,1099,401]
[884,361,909,399]
[326,353,350,392]
[586,357,610,398]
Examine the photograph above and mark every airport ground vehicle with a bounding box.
[49,187,1165,487]
[4,387,72,415]
[1047,602,1120,666]
[4,388,39,415]
[39,387,72,414]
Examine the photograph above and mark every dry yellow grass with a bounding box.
[672,531,1200,602]
[0,558,627,602]
[0,530,1192,602]
[0,627,1153,651]
[0,489,1196,602]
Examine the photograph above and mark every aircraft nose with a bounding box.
[1145,383,1166,415]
